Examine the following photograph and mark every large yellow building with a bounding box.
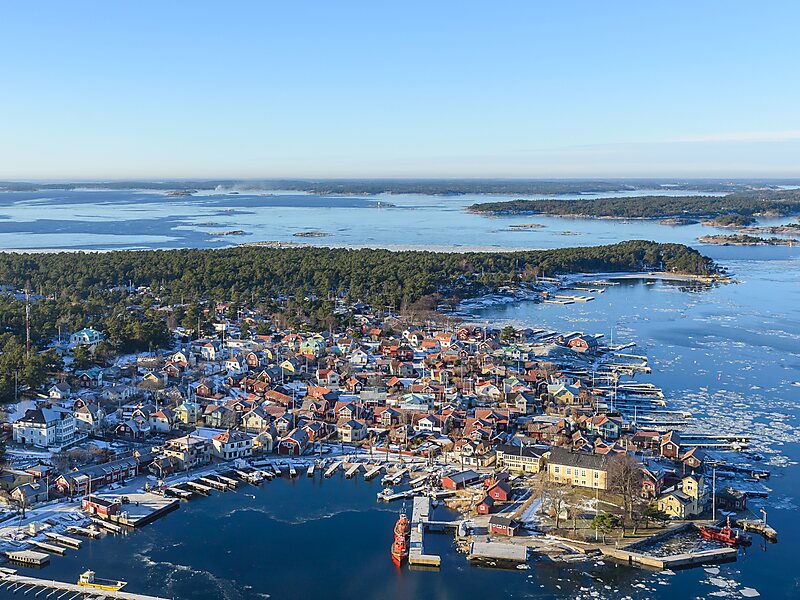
[546,447,609,490]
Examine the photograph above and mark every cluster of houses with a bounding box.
[3,312,742,522]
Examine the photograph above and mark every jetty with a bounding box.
[44,531,82,548]
[468,541,527,563]
[199,476,228,491]
[4,551,50,566]
[364,465,383,480]
[93,518,123,533]
[166,486,194,499]
[185,480,213,494]
[0,572,169,600]
[324,460,343,478]
[604,546,737,570]
[28,539,66,555]
[408,496,441,568]
[736,518,778,541]
[68,525,102,539]
[307,463,315,477]
[289,463,298,477]
[215,473,240,488]
[382,467,407,486]
[345,463,361,479]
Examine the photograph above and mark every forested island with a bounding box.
[468,190,800,220]
[0,241,714,309]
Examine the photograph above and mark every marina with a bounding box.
[0,571,169,600]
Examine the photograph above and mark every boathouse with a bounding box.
[82,494,121,517]
[488,515,519,537]
[441,470,482,490]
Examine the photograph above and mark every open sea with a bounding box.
[4,187,800,599]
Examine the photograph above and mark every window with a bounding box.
[553,466,560,473]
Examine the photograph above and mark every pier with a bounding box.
[364,465,383,480]
[408,496,441,568]
[199,476,228,491]
[185,480,213,494]
[44,531,83,548]
[28,539,66,555]
[0,572,169,600]
[468,541,527,563]
[324,460,343,478]
[307,463,315,477]
[4,551,50,566]
[604,547,737,570]
[382,467,407,486]
[93,518,124,533]
[215,473,240,487]
[68,525,102,539]
[345,463,361,479]
[166,486,194,499]
[736,518,778,541]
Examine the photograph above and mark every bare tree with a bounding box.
[607,454,644,534]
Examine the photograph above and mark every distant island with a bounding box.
[468,190,800,221]
[1,178,790,196]
[698,234,796,246]
[293,231,333,238]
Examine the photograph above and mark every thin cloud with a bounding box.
[670,130,800,143]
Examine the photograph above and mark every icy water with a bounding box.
[0,187,764,251]
[4,189,800,598]
[10,252,800,599]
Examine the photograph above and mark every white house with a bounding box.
[349,349,369,367]
[211,429,254,460]
[70,328,103,346]
[13,406,77,448]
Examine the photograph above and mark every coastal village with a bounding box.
[0,280,776,596]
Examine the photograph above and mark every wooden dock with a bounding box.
[289,464,298,477]
[68,525,102,539]
[44,531,82,548]
[307,463,315,477]
[0,572,170,600]
[364,465,383,480]
[28,539,66,555]
[4,550,50,566]
[468,541,527,563]
[324,460,343,478]
[382,467,407,485]
[215,473,240,487]
[166,486,194,499]
[736,518,778,541]
[345,463,361,479]
[199,476,228,491]
[408,496,441,568]
[93,518,124,533]
[185,480,213,494]
[604,546,737,570]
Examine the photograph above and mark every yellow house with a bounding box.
[656,474,705,519]
[496,444,547,474]
[546,447,609,490]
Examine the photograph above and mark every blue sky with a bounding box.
[1,1,799,179]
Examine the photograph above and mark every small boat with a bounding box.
[698,517,752,546]
[391,512,411,567]
[77,570,127,591]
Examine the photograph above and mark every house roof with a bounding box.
[547,447,610,471]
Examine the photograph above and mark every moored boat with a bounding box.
[77,570,127,591]
[391,512,411,566]
[698,517,752,546]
